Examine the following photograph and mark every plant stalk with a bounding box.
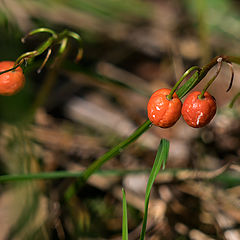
[64,119,152,200]
[167,66,200,100]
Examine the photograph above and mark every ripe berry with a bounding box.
[0,61,25,96]
[147,88,182,128]
[181,91,216,128]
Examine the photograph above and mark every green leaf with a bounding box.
[122,188,128,240]
[140,139,169,240]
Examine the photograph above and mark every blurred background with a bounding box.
[0,0,240,239]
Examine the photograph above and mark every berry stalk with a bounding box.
[167,66,200,100]
[198,57,222,99]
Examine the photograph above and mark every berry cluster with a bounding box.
[147,88,216,128]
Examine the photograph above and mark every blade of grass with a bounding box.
[64,119,151,200]
[0,169,150,182]
[139,139,169,240]
[1,168,239,187]
[122,188,128,240]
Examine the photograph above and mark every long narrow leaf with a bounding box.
[139,139,169,240]
[122,188,128,240]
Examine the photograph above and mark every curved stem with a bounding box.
[67,31,82,42]
[175,55,240,99]
[16,29,80,68]
[75,48,84,62]
[58,38,68,55]
[22,28,57,43]
[226,62,234,92]
[16,37,56,65]
[65,30,83,62]
[15,51,38,66]
[37,48,52,74]
[167,66,200,100]
[31,42,69,111]
[199,57,222,99]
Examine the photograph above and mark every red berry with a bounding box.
[147,88,182,128]
[0,61,25,96]
[181,91,216,128]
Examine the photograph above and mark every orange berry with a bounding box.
[147,88,182,128]
[0,61,25,96]
[181,91,216,128]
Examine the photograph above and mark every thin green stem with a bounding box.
[167,66,200,100]
[64,120,152,200]
[82,120,151,180]
[14,51,38,66]
[199,57,223,99]
[67,31,82,42]
[0,169,150,182]
[65,30,83,62]
[32,41,69,110]
[58,38,68,55]
[175,55,240,99]
[0,168,238,185]
[37,48,52,74]
[1,28,83,78]
[22,28,57,42]
[15,37,56,65]
[16,29,72,67]
[122,188,128,240]
[175,57,219,99]
[226,62,234,92]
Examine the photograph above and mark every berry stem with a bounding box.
[167,66,200,100]
[15,36,56,66]
[15,29,83,69]
[0,63,22,75]
[176,55,237,99]
[22,27,57,43]
[226,62,234,92]
[60,30,83,62]
[14,51,38,66]
[198,57,222,99]
[37,48,52,74]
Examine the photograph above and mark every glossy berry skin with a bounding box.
[147,88,182,128]
[0,61,25,96]
[181,91,216,128]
